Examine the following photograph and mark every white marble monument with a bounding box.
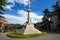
[17,3,41,34]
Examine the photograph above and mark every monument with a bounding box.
[17,2,41,34]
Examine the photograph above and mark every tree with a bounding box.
[52,1,60,24]
[42,8,50,23]
[52,1,60,12]
[0,0,7,19]
[5,24,23,32]
[42,8,51,31]
[0,0,7,32]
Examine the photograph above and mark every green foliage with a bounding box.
[5,24,23,32]
[7,32,47,38]
[42,8,50,23]
[41,1,60,31]
[0,0,7,11]
[0,0,7,19]
[52,1,60,12]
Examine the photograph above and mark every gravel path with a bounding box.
[0,32,60,40]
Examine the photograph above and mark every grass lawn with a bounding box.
[7,32,47,38]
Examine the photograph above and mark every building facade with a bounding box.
[0,19,7,32]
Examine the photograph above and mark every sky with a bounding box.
[3,0,58,24]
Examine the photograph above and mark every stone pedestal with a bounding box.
[23,24,41,34]
[17,23,41,34]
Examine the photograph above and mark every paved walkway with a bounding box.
[0,32,60,40]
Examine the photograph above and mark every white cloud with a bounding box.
[17,10,27,19]
[30,12,43,23]
[7,0,15,3]
[17,10,43,23]
[5,0,30,10]
[4,5,11,10]
[4,4,15,11]
[3,14,26,24]
[7,0,15,4]
[3,10,43,24]
[4,0,15,10]
[16,0,30,5]
[7,0,30,5]
[3,0,43,24]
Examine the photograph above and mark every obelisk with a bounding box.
[17,2,41,34]
[23,2,41,34]
[27,2,31,24]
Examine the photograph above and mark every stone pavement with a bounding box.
[0,32,60,40]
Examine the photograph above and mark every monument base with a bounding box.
[17,23,41,34]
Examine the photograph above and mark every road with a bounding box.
[0,32,60,40]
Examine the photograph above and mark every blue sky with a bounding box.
[3,0,57,24]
